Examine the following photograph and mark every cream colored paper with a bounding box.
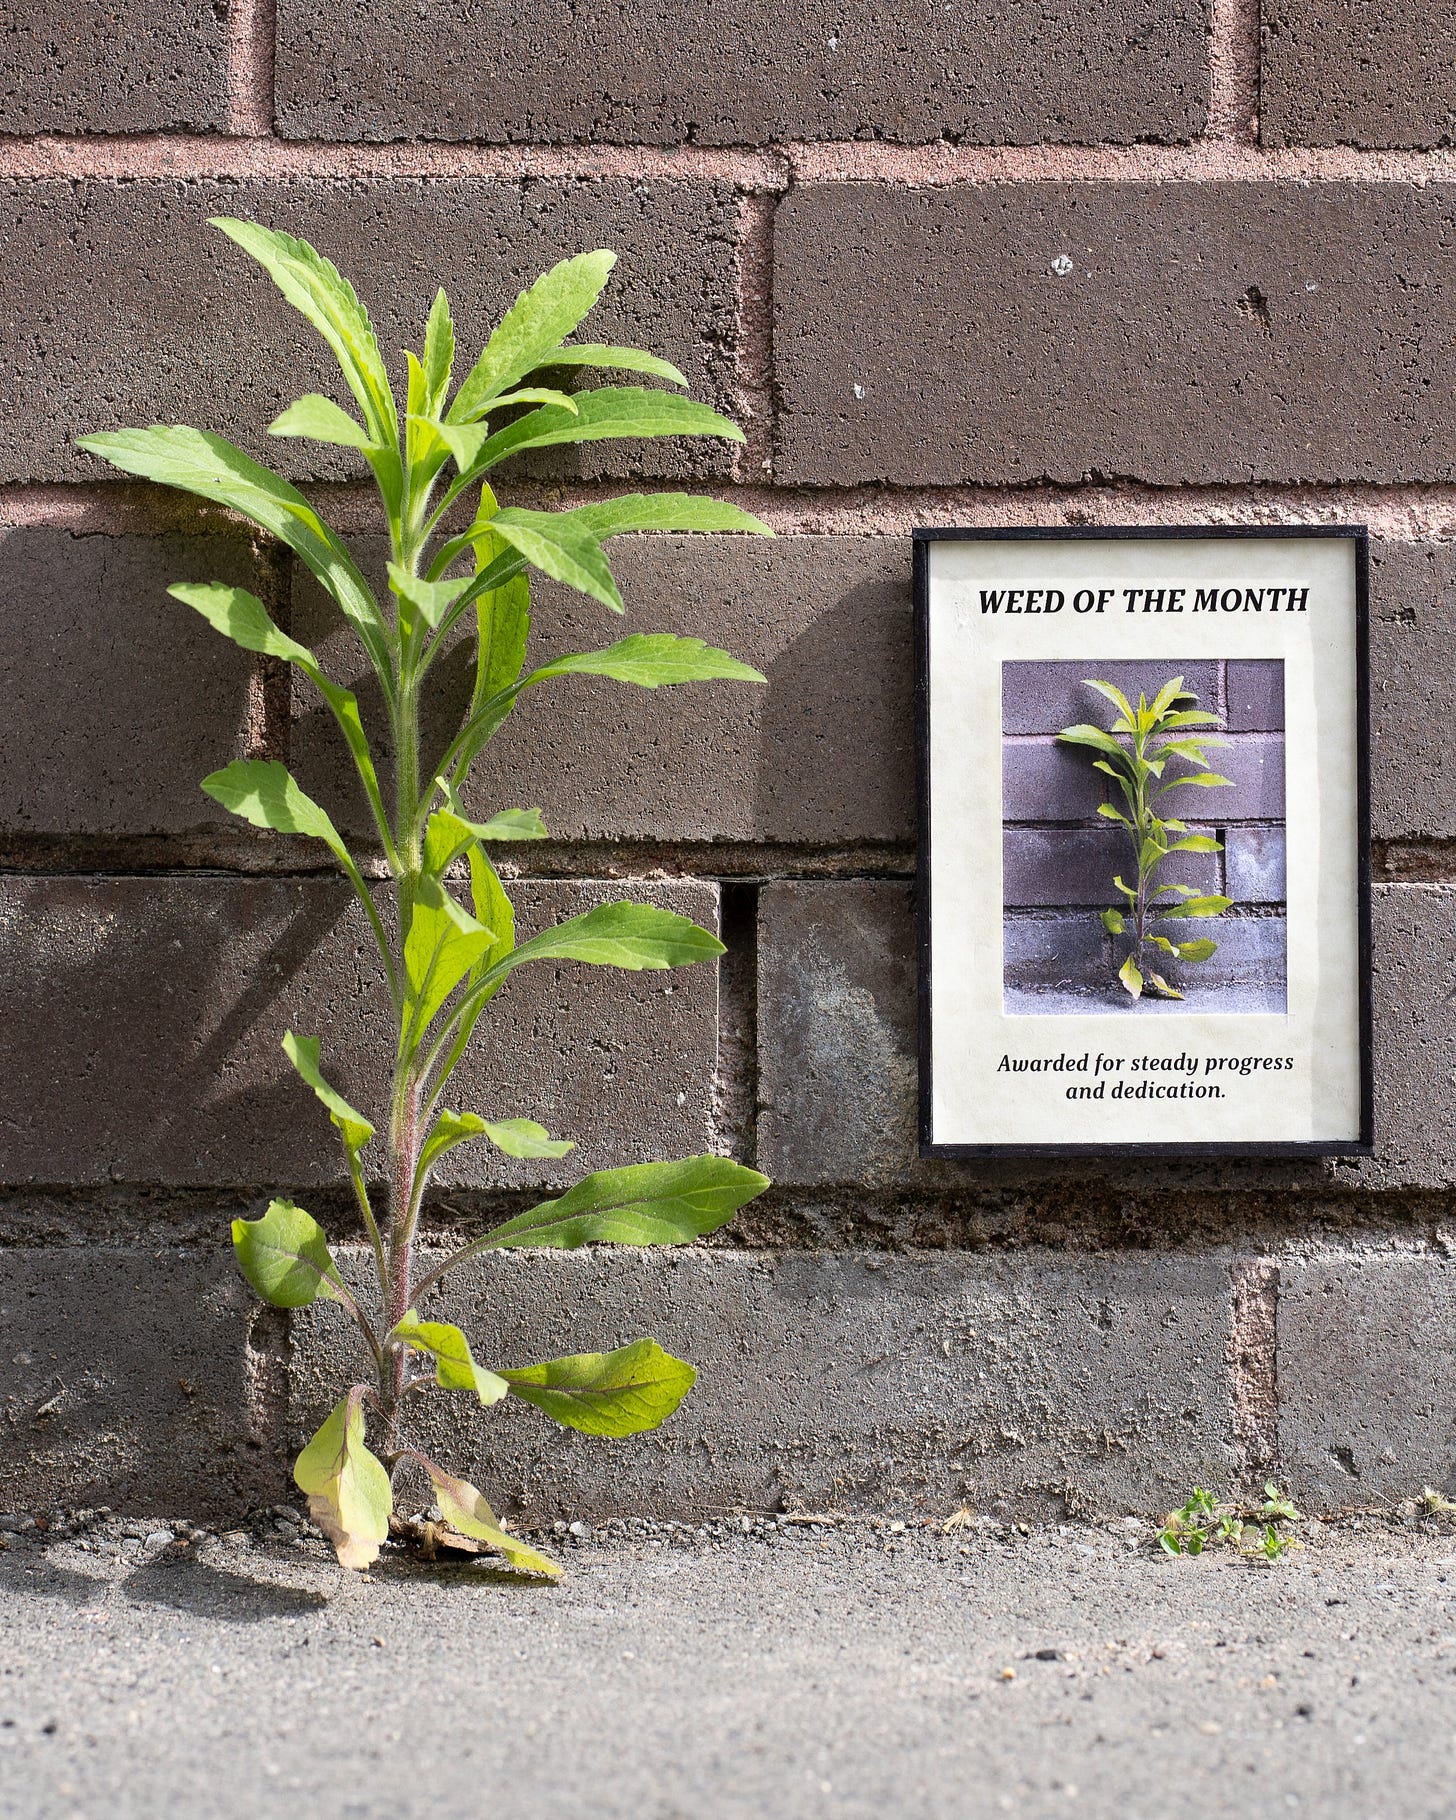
[926,534,1363,1149]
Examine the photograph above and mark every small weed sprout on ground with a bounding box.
[79,222,774,1578]
[1058,676,1234,1001]
[1157,1483,1303,1562]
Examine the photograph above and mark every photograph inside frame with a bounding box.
[1001,658,1287,1016]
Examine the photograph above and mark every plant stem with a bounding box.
[382,1074,421,1446]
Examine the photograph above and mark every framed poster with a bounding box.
[914,526,1372,1158]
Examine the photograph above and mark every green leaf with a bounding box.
[169,581,311,665]
[387,562,468,632]
[531,634,765,690]
[497,901,723,979]
[488,508,623,613]
[1161,894,1232,919]
[481,1117,575,1160]
[1167,834,1223,853]
[432,783,548,845]
[1160,710,1224,730]
[1058,724,1127,761]
[1144,970,1185,1000]
[1148,934,1178,953]
[543,343,687,386]
[1097,802,1130,827]
[450,250,617,423]
[76,426,391,680]
[1174,937,1217,962]
[268,394,373,449]
[1083,678,1134,721]
[419,1108,491,1175]
[420,807,475,877]
[478,1155,770,1251]
[294,1390,392,1571]
[1163,772,1235,790]
[1138,837,1166,874]
[1113,875,1138,902]
[170,586,389,850]
[232,1198,347,1309]
[500,1337,695,1437]
[430,391,583,470]
[417,1459,562,1579]
[565,491,772,540]
[405,877,496,1032]
[1119,954,1143,999]
[1148,675,1189,720]
[459,846,516,1029]
[1100,908,1125,935]
[472,807,550,841]
[466,387,744,473]
[202,759,354,871]
[422,288,455,415]
[281,1031,373,1160]
[1152,738,1230,763]
[212,218,395,448]
[390,1311,508,1405]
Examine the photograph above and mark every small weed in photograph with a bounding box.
[1059,675,1234,1001]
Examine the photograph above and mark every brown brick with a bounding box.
[0,530,261,839]
[0,877,718,1189]
[290,534,914,846]
[1371,542,1456,841]
[0,1,229,133]
[773,183,1456,487]
[1276,1253,1456,1507]
[274,0,1207,147]
[292,1246,1237,1521]
[0,1248,273,1519]
[1002,826,1220,907]
[8,179,738,485]
[1261,0,1456,149]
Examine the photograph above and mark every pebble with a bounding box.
[569,1521,587,1538]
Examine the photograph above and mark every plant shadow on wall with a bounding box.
[78,222,772,1580]
[1001,660,1287,1017]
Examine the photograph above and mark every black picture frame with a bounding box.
[913,524,1374,1160]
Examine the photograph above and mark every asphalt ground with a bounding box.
[1,1510,1453,1819]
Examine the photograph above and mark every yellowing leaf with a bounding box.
[415,1456,562,1579]
[293,1390,392,1570]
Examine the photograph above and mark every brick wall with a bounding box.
[3,0,1456,1522]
